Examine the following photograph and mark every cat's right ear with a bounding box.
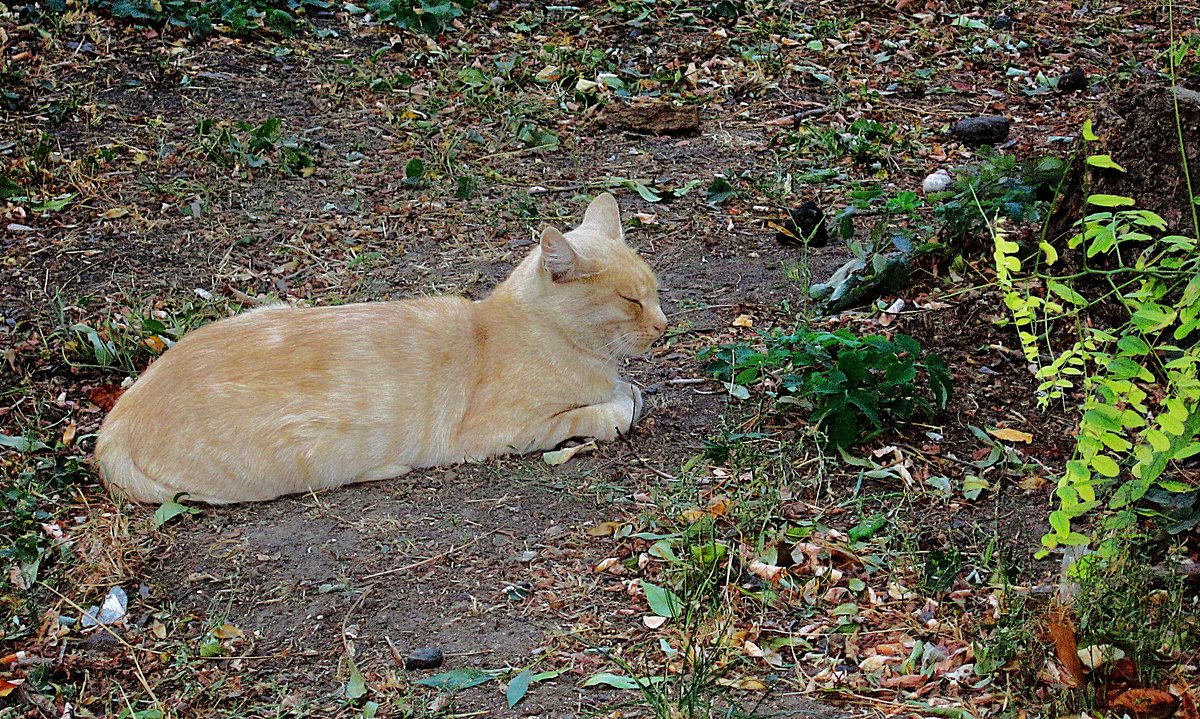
[540,226,596,283]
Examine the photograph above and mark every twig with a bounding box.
[528,184,583,195]
[41,583,161,707]
[342,582,377,660]
[361,530,499,579]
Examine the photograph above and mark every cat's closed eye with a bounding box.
[619,294,643,308]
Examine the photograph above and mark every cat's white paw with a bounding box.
[614,381,643,433]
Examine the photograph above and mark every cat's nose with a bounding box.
[650,307,668,335]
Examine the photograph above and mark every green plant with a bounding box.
[86,0,330,36]
[994,125,1200,554]
[195,117,316,176]
[936,149,1066,245]
[364,0,475,34]
[700,328,952,448]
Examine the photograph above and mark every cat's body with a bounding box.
[95,194,667,504]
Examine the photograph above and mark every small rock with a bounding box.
[405,647,444,670]
[990,14,1014,29]
[951,116,1011,147]
[7,223,35,232]
[922,169,953,194]
[776,200,829,247]
[1057,67,1087,93]
[81,586,128,628]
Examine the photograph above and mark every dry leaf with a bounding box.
[717,677,767,690]
[988,427,1034,443]
[543,441,597,466]
[594,557,624,574]
[100,207,130,219]
[1047,606,1086,688]
[1110,688,1181,719]
[143,335,168,353]
[61,422,77,446]
[642,615,667,629]
[89,384,125,412]
[0,677,23,698]
[212,623,243,640]
[1079,644,1125,670]
[732,314,754,328]
[747,560,784,582]
[587,521,625,537]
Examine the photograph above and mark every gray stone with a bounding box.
[951,116,1011,146]
[405,647,444,670]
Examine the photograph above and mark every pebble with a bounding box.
[1057,67,1087,92]
[951,116,1011,147]
[922,169,953,194]
[405,647,444,670]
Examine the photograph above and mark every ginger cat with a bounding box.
[95,193,667,504]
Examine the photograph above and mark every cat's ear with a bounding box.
[540,226,597,283]
[581,192,623,240]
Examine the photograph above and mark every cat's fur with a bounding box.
[95,193,667,504]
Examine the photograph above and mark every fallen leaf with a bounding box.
[732,314,754,328]
[747,560,785,582]
[543,441,597,466]
[717,677,767,690]
[0,677,24,697]
[61,422,77,445]
[1079,644,1125,670]
[988,427,1034,443]
[1110,688,1181,719]
[212,623,243,640]
[100,206,130,219]
[642,615,667,629]
[143,335,168,353]
[1047,606,1086,688]
[587,521,625,537]
[89,385,125,412]
[593,557,624,574]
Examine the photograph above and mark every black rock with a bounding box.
[776,200,829,247]
[951,116,1011,147]
[405,647,444,670]
[1057,67,1087,93]
[990,14,1014,29]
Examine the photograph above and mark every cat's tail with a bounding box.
[93,433,175,505]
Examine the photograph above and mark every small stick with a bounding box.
[361,530,499,579]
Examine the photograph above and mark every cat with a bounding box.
[94,193,667,504]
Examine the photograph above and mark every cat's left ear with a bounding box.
[581,192,624,240]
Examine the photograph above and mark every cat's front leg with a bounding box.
[526,383,643,452]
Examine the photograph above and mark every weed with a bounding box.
[701,327,952,448]
[194,117,317,177]
[364,0,474,35]
[935,148,1066,245]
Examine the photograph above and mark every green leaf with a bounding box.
[1085,154,1126,172]
[403,158,424,186]
[1086,193,1135,207]
[1081,118,1098,141]
[848,515,887,542]
[346,658,367,701]
[415,667,499,691]
[0,433,50,453]
[1090,454,1121,477]
[1046,280,1087,307]
[1116,335,1151,356]
[582,673,663,690]
[706,177,735,204]
[153,499,200,528]
[506,669,533,708]
[640,580,682,618]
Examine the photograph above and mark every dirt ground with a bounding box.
[3,2,1197,717]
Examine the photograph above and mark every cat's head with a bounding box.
[532,193,668,357]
